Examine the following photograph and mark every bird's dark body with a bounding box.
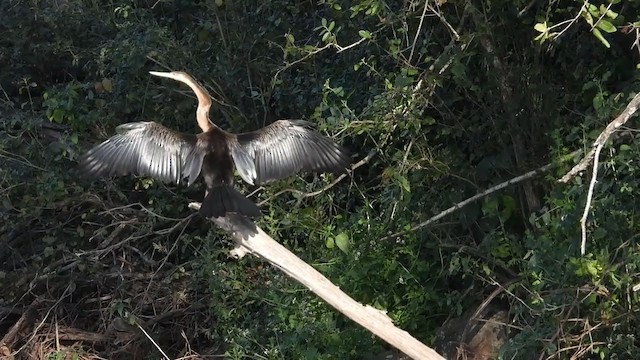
[197,129,261,218]
[199,129,234,188]
[78,71,351,218]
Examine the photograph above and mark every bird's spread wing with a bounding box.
[229,120,350,185]
[79,121,205,186]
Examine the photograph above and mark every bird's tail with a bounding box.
[200,185,261,218]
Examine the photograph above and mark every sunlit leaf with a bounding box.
[326,237,335,249]
[534,22,547,33]
[596,19,616,33]
[335,232,350,254]
[101,78,113,92]
[397,175,411,193]
[592,28,611,48]
[358,30,372,39]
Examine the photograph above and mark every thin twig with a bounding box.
[136,323,171,360]
[517,0,538,18]
[408,0,429,64]
[551,1,589,40]
[0,149,47,171]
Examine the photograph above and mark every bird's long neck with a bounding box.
[180,77,215,132]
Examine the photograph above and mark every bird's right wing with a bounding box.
[228,120,350,185]
[78,121,205,186]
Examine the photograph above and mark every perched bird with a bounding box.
[78,71,351,218]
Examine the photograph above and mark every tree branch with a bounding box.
[189,203,444,360]
[559,92,640,183]
[579,141,604,255]
[382,151,578,241]
[560,92,640,254]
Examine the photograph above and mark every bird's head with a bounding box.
[149,71,194,84]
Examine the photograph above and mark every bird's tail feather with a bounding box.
[200,185,261,218]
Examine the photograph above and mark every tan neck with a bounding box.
[180,76,214,132]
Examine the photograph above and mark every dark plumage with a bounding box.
[78,71,351,218]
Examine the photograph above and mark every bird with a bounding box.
[78,71,351,218]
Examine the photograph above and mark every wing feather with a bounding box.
[229,119,350,185]
[79,121,205,186]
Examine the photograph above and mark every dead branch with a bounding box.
[559,92,640,183]
[189,202,444,360]
[382,151,578,241]
[0,300,40,355]
[578,142,604,255]
[559,92,640,255]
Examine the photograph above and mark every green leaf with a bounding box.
[500,195,516,220]
[604,8,618,19]
[70,132,79,145]
[583,11,594,26]
[397,175,411,193]
[322,31,330,42]
[328,21,335,32]
[592,28,611,48]
[592,227,607,240]
[358,30,372,39]
[596,19,616,33]
[599,4,616,18]
[51,109,64,123]
[593,92,605,110]
[326,237,335,249]
[534,22,547,33]
[321,18,327,27]
[286,34,295,43]
[335,232,350,254]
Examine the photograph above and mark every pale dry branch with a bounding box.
[189,202,444,360]
[559,92,640,254]
[382,151,578,241]
[273,36,368,83]
[550,1,589,40]
[579,141,604,255]
[136,323,170,360]
[408,0,429,64]
[559,92,640,183]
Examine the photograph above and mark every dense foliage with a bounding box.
[2,0,640,358]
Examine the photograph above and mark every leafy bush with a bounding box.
[3,0,640,358]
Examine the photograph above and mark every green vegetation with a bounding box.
[2,0,640,358]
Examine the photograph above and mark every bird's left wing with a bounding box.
[228,120,350,185]
[79,121,205,186]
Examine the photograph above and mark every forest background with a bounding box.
[2,0,640,359]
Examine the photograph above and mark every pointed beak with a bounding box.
[149,71,175,79]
